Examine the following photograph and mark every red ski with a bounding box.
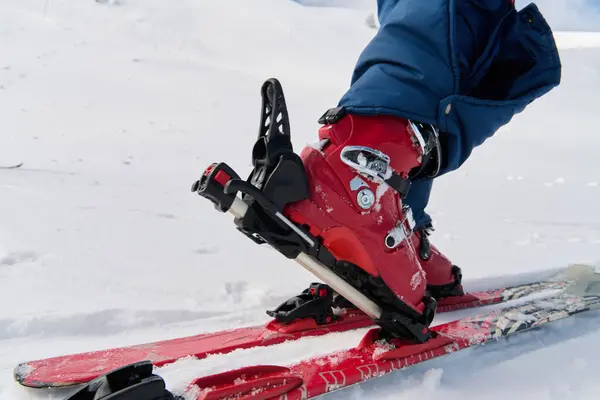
[15,280,566,389]
[59,268,599,400]
[186,284,600,400]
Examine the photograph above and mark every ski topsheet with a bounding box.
[15,279,567,389]
[185,283,600,400]
[59,267,600,400]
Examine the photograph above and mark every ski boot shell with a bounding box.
[285,112,430,318]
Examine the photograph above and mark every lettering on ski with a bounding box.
[188,286,600,400]
[14,280,568,389]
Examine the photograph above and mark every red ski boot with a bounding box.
[413,224,464,299]
[194,79,443,342]
[281,107,444,340]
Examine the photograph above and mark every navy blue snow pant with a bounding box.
[405,180,433,230]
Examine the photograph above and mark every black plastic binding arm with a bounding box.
[191,162,241,213]
[249,79,309,209]
[252,78,292,171]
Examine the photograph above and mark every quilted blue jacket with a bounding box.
[339,0,561,175]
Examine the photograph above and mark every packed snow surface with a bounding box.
[1,1,600,399]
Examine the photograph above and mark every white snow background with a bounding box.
[1,0,600,399]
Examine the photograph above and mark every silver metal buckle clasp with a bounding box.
[385,205,415,249]
[340,146,391,184]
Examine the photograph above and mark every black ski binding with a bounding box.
[192,78,318,260]
[332,294,357,310]
[191,162,242,213]
[267,283,336,324]
[65,361,181,400]
[191,78,435,343]
[375,295,437,343]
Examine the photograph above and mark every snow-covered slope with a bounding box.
[1,1,600,399]
[516,0,600,31]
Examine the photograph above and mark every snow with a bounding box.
[517,0,600,32]
[1,0,600,399]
